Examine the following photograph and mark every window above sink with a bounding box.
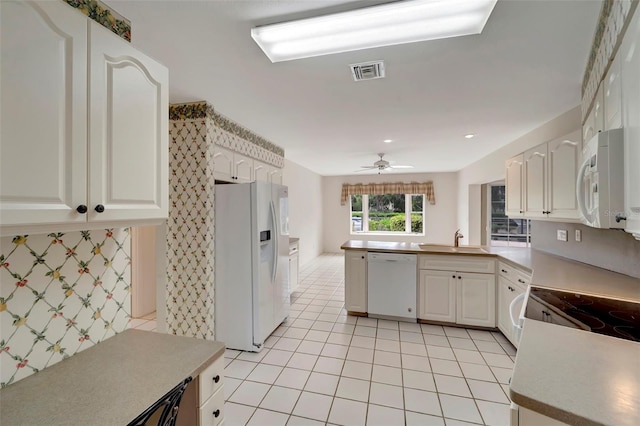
[351,193,424,235]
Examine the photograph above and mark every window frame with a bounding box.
[350,193,425,235]
[488,183,531,247]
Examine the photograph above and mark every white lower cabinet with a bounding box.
[497,262,530,347]
[177,355,224,426]
[515,406,569,426]
[456,273,496,327]
[344,251,367,313]
[418,270,456,323]
[418,255,496,328]
[289,240,299,293]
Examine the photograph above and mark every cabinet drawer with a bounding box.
[199,355,224,405]
[419,255,495,274]
[498,262,531,287]
[199,386,224,426]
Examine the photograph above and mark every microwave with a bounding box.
[576,129,625,228]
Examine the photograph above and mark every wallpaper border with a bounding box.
[63,0,131,42]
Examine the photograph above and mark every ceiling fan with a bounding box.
[356,153,414,174]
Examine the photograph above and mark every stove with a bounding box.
[525,287,640,342]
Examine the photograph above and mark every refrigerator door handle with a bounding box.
[270,199,278,284]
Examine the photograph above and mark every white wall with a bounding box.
[456,106,582,244]
[283,159,324,268]
[322,172,459,252]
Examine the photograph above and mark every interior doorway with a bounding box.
[483,181,531,247]
[130,226,158,329]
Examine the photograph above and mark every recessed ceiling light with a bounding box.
[465,134,475,139]
[383,139,393,144]
[251,0,499,62]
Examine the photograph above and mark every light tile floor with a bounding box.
[223,254,517,426]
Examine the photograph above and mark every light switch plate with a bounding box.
[575,229,582,242]
[557,229,568,241]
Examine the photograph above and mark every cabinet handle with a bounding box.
[94,204,105,213]
[501,269,508,273]
[452,275,456,278]
[212,375,220,383]
[458,276,462,279]
[518,279,525,284]
[213,409,220,418]
[519,210,523,214]
[76,205,88,214]
[362,256,365,259]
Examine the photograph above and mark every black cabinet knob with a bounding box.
[213,375,220,383]
[615,214,627,223]
[76,205,88,214]
[361,256,365,259]
[458,276,462,279]
[501,269,508,273]
[518,279,525,284]
[519,210,523,214]
[94,204,105,213]
[213,409,220,418]
[452,275,456,278]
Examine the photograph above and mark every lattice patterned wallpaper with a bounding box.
[0,229,131,386]
[166,118,216,340]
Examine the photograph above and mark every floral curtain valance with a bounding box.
[340,181,435,206]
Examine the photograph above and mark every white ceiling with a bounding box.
[110,0,601,176]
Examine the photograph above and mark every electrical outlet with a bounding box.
[557,229,568,241]
[575,229,582,242]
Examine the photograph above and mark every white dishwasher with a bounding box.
[367,252,417,321]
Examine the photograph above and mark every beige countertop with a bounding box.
[342,239,640,424]
[0,329,225,426]
[511,319,640,426]
[341,240,640,302]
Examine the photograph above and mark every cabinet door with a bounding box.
[604,53,622,130]
[254,160,271,183]
[621,9,640,240]
[213,146,234,182]
[89,23,168,222]
[289,253,299,293]
[418,270,456,323]
[234,154,253,183]
[505,155,524,217]
[344,251,367,313]
[456,273,496,327]
[269,169,284,185]
[547,132,580,220]
[0,0,87,227]
[497,276,525,346]
[582,107,596,151]
[523,144,547,218]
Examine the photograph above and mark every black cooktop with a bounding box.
[528,287,640,342]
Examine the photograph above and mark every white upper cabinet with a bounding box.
[0,1,168,235]
[213,145,254,183]
[523,145,547,218]
[546,132,580,220]
[582,86,604,150]
[89,23,168,223]
[505,154,524,217]
[255,160,284,185]
[620,8,640,240]
[604,53,622,130]
[506,131,580,222]
[0,0,87,227]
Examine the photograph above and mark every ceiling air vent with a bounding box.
[350,60,385,82]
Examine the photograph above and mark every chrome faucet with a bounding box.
[454,229,464,247]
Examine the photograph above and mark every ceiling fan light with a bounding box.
[251,0,498,62]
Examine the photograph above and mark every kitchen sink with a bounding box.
[418,244,487,254]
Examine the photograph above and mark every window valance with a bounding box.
[340,181,435,206]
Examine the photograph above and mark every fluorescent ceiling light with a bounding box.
[251,0,498,62]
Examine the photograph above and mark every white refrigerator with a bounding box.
[214,181,290,352]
